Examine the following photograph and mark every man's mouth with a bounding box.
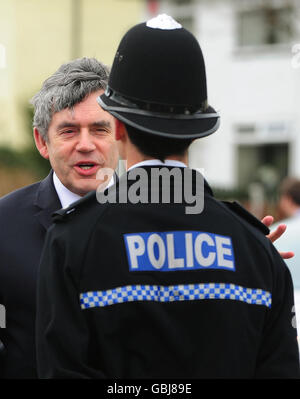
[74,162,100,176]
[78,163,95,170]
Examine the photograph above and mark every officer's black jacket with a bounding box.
[36,166,300,378]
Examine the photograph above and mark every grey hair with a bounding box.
[30,57,110,140]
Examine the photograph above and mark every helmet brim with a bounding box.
[98,93,220,139]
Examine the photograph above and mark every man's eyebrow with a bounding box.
[90,121,112,128]
[56,122,79,130]
[56,121,112,130]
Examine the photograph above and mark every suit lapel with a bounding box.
[34,171,62,231]
[34,171,119,230]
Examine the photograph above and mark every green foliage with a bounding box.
[212,186,249,202]
[22,104,51,179]
[20,146,51,179]
[0,147,26,169]
[0,104,51,180]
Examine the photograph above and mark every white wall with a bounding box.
[158,0,300,188]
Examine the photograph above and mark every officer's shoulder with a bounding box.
[219,200,270,236]
[52,190,103,224]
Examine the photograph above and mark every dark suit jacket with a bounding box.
[0,172,61,378]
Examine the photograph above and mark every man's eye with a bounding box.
[94,129,109,135]
[62,129,76,134]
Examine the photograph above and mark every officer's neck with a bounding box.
[125,148,188,171]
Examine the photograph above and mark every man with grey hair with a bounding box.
[0,57,119,378]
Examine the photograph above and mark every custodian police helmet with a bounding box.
[98,14,220,139]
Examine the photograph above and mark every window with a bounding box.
[176,16,194,33]
[158,0,195,34]
[172,0,194,4]
[237,124,256,134]
[237,5,294,47]
[237,143,289,192]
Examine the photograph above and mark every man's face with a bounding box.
[278,194,294,219]
[35,90,118,196]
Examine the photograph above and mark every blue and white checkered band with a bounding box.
[80,283,272,310]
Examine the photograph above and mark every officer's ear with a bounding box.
[33,128,49,160]
[115,119,128,142]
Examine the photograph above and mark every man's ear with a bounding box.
[33,128,49,160]
[115,119,127,141]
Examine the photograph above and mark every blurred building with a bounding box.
[0,0,143,149]
[1,0,300,211]
[147,0,300,209]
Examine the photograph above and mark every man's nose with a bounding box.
[76,131,96,152]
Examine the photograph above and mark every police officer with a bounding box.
[36,15,300,378]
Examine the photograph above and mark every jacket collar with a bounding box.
[123,165,214,197]
[34,171,120,230]
[34,170,62,230]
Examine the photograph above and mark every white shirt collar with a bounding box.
[53,172,115,209]
[128,159,187,172]
[53,172,81,209]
